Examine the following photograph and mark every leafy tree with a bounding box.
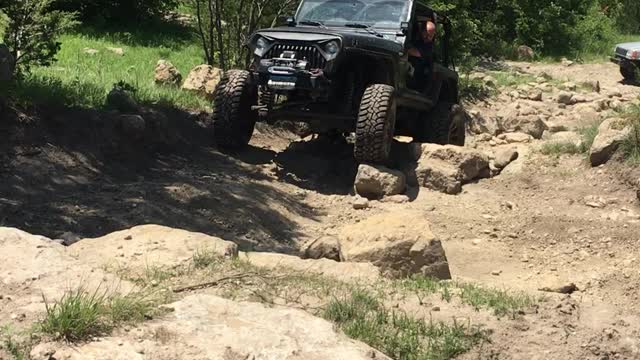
[0,0,79,74]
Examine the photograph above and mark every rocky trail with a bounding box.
[1,61,640,359]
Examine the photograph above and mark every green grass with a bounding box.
[323,290,487,360]
[40,287,157,342]
[620,105,640,164]
[399,276,535,318]
[14,24,211,110]
[578,120,603,153]
[540,141,583,156]
[1,325,28,360]
[192,248,224,269]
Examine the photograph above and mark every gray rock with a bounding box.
[557,91,574,105]
[58,232,82,246]
[352,196,369,210]
[339,210,451,279]
[589,118,632,166]
[154,60,182,86]
[498,132,533,143]
[354,164,406,199]
[528,90,543,101]
[106,88,139,113]
[493,148,519,169]
[302,236,344,262]
[468,110,503,136]
[502,115,547,139]
[517,45,535,61]
[414,144,490,194]
[118,115,146,139]
[0,44,14,81]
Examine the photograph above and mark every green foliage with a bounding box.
[458,283,535,318]
[323,290,487,360]
[578,120,604,154]
[620,105,640,164]
[52,0,178,24]
[540,142,583,156]
[41,288,109,342]
[40,287,156,342]
[0,0,79,74]
[12,30,209,110]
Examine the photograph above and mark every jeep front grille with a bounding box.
[265,44,327,69]
[616,46,627,57]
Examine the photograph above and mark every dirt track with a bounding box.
[2,61,640,358]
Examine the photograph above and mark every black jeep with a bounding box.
[212,0,465,164]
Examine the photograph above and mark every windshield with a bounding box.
[296,0,411,29]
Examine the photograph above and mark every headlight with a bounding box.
[254,37,269,57]
[324,40,340,60]
[627,49,639,59]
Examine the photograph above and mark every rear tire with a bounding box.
[425,103,466,146]
[620,61,638,82]
[354,84,396,164]
[213,70,258,149]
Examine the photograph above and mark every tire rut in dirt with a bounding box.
[354,84,396,164]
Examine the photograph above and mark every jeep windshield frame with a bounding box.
[295,0,412,30]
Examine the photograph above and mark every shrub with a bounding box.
[0,0,79,74]
[52,0,178,24]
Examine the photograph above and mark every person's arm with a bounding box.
[408,47,422,58]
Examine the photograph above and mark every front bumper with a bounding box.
[254,57,330,92]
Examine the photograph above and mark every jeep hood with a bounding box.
[616,41,640,51]
[254,26,405,53]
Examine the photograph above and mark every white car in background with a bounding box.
[611,41,640,81]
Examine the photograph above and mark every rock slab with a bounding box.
[414,144,490,195]
[589,118,632,166]
[355,164,406,199]
[182,65,223,96]
[338,210,451,279]
[31,294,390,360]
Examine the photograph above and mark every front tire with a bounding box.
[620,61,638,82]
[354,84,396,164]
[212,70,258,149]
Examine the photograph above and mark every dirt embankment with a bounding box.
[1,61,640,359]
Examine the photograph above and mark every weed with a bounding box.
[1,325,28,360]
[192,248,223,269]
[458,283,535,318]
[620,105,640,164]
[40,286,158,342]
[41,288,109,341]
[540,141,582,156]
[323,290,487,360]
[578,120,603,153]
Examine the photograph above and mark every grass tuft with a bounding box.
[323,290,487,360]
[458,283,535,318]
[41,288,109,342]
[540,141,582,156]
[40,287,157,342]
[192,248,223,269]
[578,120,603,154]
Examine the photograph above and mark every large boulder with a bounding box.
[338,210,451,279]
[413,144,490,194]
[0,44,14,81]
[354,164,406,199]
[182,65,223,96]
[493,147,519,169]
[0,228,133,322]
[467,109,503,136]
[154,60,182,86]
[31,294,391,360]
[501,114,547,139]
[589,117,632,166]
[302,236,344,262]
[69,225,238,270]
[517,45,535,61]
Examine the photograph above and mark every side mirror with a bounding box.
[286,16,296,27]
[400,22,410,35]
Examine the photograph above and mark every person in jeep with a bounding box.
[408,20,436,90]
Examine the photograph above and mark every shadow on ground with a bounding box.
[0,104,316,253]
